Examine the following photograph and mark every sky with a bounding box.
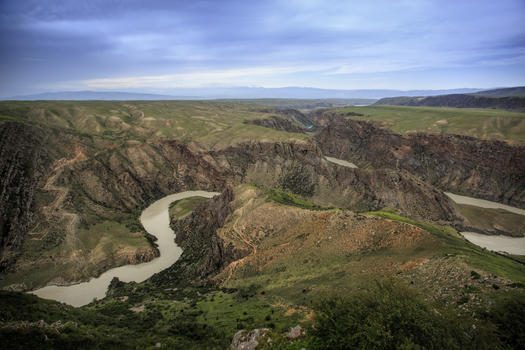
[0,0,524,96]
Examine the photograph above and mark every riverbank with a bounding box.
[31,191,219,307]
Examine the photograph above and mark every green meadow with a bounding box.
[337,105,525,143]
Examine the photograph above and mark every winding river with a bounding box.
[459,231,525,255]
[32,190,220,307]
[29,171,525,306]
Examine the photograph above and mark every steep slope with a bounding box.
[1,98,525,350]
[0,123,49,272]
[316,118,525,208]
[0,100,521,292]
[161,184,524,310]
[0,101,309,288]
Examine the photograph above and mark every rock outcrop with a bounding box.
[231,328,271,350]
[216,141,459,222]
[154,186,246,285]
[316,118,525,208]
[0,122,48,272]
[251,116,305,133]
[1,123,462,287]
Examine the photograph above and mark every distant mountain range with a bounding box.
[2,87,489,101]
[3,91,196,101]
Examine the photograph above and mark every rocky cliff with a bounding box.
[315,118,525,208]
[0,118,463,287]
[251,116,305,133]
[0,124,234,287]
[152,186,245,285]
[67,139,230,212]
[214,141,458,222]
[0,122,49,272]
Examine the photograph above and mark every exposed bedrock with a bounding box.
[315,118,525,208]
[214,141,458,223]
[67,138,459,224]
[66,139,231,211]
[251,116,305,133]
[0,122,49,272]
[152,186,241,285]
[0,121,462,277]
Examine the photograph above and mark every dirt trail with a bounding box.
[222,202,258,284]
[39,148,87,251]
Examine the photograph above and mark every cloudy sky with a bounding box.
[1,0,524,96]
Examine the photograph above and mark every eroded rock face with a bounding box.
[217,141,458,223]
[251,116,305,133]
[0,119,467,285]
[316,118,525,208]
[0,121,461,286]
[161,186,247,283]
[68,139,231,211]
[0,122,49,272]
[0,124,234,285]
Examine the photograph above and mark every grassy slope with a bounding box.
[337,105,525,143]
[454,203,525,237]
[220,186,525,307]
[168,197,210,220]
[0,100,309,149]
[0,100,310,289]
[2,101,525,347]
[2,186,524,348]
[1,215,152,289]
[369,211,525,282]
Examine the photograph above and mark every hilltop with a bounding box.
[475,86,525,97]
[374,86,525,111]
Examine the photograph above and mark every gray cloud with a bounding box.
[0,0,524,95]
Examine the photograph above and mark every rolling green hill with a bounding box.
[374,93,525,111]
[334,105,525,143]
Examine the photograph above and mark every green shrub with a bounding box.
[308,281,500,350]
[279,164,317,197]
[487,294,525,349]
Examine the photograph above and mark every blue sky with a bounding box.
[1,0,524,96]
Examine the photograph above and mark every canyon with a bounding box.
[0,100,524,349]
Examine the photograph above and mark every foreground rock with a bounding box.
[287,325,306,339]
[231,328,271,350]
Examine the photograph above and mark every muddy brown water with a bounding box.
[29,187,525,306]
[32,191,220,307]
